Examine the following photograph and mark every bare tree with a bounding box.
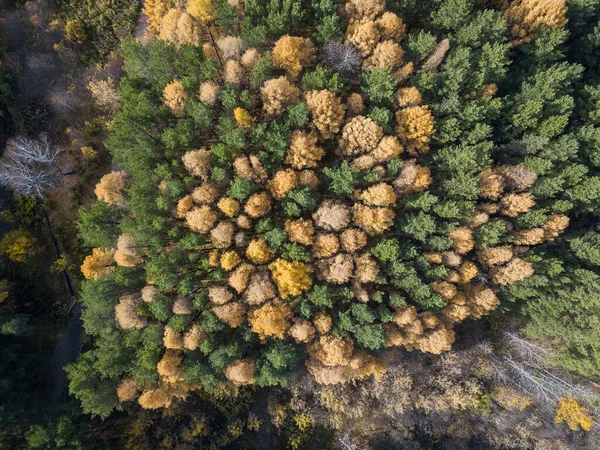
[0,135,73,197]
[479,331,600,429]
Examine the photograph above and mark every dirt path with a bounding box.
[49,304,83,403]
[134,1,148,40]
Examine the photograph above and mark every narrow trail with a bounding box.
[47,1,148,403]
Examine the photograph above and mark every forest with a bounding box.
[1,0,600,449]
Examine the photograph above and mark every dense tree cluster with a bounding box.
[66,0,600,425]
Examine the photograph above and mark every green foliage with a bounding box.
[301,66,348,95]
[509,268,600,377]
[60,0,139,63]
[65,352,120,419]
[474,219,511,249]
[323,161,356,198]
[281,242,311,262]
[227,177,256,201]
[249,53,273,89]
[367,107,393,133]
[360,68,397,105]
[306,284,333,309]
[354,324,386,351]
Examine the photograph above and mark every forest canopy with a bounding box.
[62,0,600,433]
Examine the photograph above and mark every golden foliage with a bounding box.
[114,234,144,267]
[246,238,274,264]
[346,20,380,56]
[234,107,253,130]
[554,398,593,431]
[340,228,367,252]
[65,20,87,43]
[213,302,247,327]
[117,378,141,402]
[95,171,126,204]
[115,294,147,330]
[304,90,346,139]
[358,183,396,207]
[395,105,435,154]
[310,334,354,367]
[225,359,256,386]
[220,251,241,271]
[229,263,254,293]
[182,149,211,178]
[159,9,201,47]
[269,259,313,298]
[490,257,534,285]
[163,80,189,117]
[198,81,219,105]
[249,302,293,339]
[344,0,385,20]
[272,35,315,79]
[269,169,298,200]
[339,116,383,156]
[458,261,478,284]
[187,0,217,24]
[285,131,325,169]
[396,87,422,108]
[285,219,315,245]
[186,206,217,233]
[143,0,171,34]
[312,233,340,258]
[81,248,114,280]
[364,40,404,70]
[376,12,406,41]
[244,192,272,218]
[352,204,394,235]
[493,386,533,411]
[449,227,474,254]
[261,77,301,116]
[157,350,185,382]
[504,0,568,46]
[0,230,36,263]
[176,195,194,218]
[217,197,240,217]
[500,193,536,217]
[313,312,332,334]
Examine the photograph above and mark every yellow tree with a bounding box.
[554,398,593,431]
[80,248,114,280]
[0,229,37,262]
[95,171,126,205]
[504,0,568,46]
